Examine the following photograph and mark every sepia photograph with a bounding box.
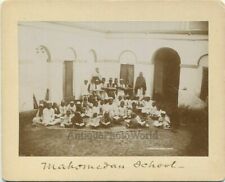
[18,21,208,156]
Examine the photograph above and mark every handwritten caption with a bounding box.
[41,160,184,170]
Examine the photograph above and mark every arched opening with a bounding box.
[65,47,77,61]
[63,47,77,102]
[88,49,97,63]
[35,45,51,62]
[119,50,136,87]
[152,47,181,106]
[198,54,208,102]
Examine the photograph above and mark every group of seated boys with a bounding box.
[32,92,171,129]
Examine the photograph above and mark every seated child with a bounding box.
[118,101,128,119]
[76,101,82,112]
[153,111,171,129]
[114,95,123,107]
[112,105,121,124]
[127,97,133,109]
[81,97,91,117]
[108,97,115,118]
[53,102,60,117]
[141,96,153,115]
[43,101,61,126]
[102,98,109,114]
[71,111,85,128]
[99,100,104,115]
[150,102,160,119]
[92,101,100,115]
[131,102,140,115]
[126,112,149,128]
[60,110,72,127]
[89,113,101,128]
[32,103,44,125]
[59,100,67,117]
[67,101,76,115]
[100,112,112,127]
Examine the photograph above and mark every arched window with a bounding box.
[65,47,77,61]
[87,49,97,64]
[35,45,51,62]
[119,50,137,64]
[198,54,208,67]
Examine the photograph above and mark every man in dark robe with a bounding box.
[134,72,147,96]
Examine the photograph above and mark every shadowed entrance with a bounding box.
[152,47,181,106]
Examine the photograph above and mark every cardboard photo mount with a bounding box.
[1,0,225,181]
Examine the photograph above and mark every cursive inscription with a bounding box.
[41,160,183,170]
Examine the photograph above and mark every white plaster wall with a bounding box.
[18,23,208,111]
[178,55,208,108]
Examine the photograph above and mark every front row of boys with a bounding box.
[32,95,171,129]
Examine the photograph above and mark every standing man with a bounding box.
[91,67,102,83]
[134,72,147,98]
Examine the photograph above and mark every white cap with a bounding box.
[70,101,74,103]
[161,111,166,114]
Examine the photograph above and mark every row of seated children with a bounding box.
[32,95,171,129]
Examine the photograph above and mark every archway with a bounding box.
[119,50,136,87]
[152,47,181,106]
[65,47,77,61]
[198,54,208,102]
[35,45,51,62]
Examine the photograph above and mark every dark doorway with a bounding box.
[200,67,208,101]
[153,48,180,106]
[120,64,134,87]
[63,61,74,102]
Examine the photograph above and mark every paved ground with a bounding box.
[19,118,193,156]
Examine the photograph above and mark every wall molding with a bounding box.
[96,59,119,63]
[180,64,198,69]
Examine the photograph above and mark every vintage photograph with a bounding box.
[19,21,208,156]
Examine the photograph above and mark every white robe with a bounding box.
[43,108,55,124]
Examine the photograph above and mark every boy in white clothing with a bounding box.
[141,96,153,115]
[108,97,116,118]
[60,110,72,127]
[118,101,128,119]
[59,100,67,117]
[92,101,100,116]
[153,111,171,129]
[67,101,76,115]
[43,101,61,126]
[81,80,90,99]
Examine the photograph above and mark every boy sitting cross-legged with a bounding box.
[71,111,86,128]
[153,111,171,129]
[89,113,101,128]
[60,110,73,127]
[100,112,112,127]
[126,112,149,128]
[118,101,128,119]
